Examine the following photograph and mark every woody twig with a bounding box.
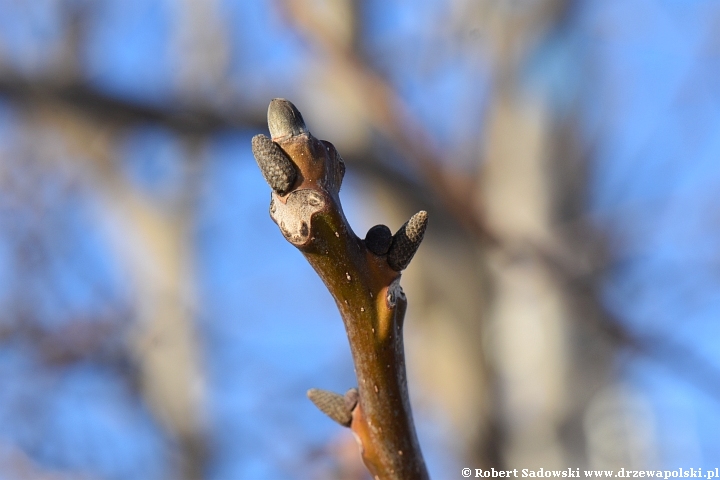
[252,99,429,480]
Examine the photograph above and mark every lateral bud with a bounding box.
[307,388,356,427]
[387,210,428,271]
[365,224,392,256]
[251,134,297,195]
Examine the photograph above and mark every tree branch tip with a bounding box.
[307,388,353,427]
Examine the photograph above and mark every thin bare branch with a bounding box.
[0,75,264,134]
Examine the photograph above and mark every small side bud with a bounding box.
[365,224,392,255]
[344,388,359,412]
[307,388,354,427]
[251,134,297,195]
[387,211,428,271]
[268,98,309,139]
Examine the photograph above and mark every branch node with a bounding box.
[386,277,406,308]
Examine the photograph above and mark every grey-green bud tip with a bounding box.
[268,98,308,140]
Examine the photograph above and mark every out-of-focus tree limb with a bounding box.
[17,99,208,480]
[0,75,265,134]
